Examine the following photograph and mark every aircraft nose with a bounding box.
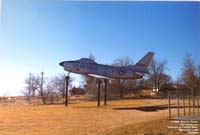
[59,61,65,67]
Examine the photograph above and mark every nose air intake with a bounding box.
[59,61,65,66]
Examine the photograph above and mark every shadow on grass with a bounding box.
[34,101,83,106]
[113,104,180,112]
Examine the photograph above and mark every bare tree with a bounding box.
[148,59,170,90]
[198,65,200,93]
[27,72,49,104]
[112,56,133,67]
[22,74,32,101]
[112,56,134,99]
[37,72,47,104]
[22,73,40,102]
[30,74,40,96]
[52,74,66,99]
[46,80,59,104]
[51,74,73,102]
[23,72,75,104]
[181,54,198,95]
[88,53,95,62]
[159,74,172,86]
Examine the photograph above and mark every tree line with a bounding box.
[22,72,73,104]
[84,53,200,98]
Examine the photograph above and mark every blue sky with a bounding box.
[0,1,200,96]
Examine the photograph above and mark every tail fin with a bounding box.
[135,52,154,67]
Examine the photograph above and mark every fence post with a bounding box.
[198,96,200,114]
[193,96,195,114]
[177,96,180,117]
[183,97,185,116]
[189,97,191,115]
[168,94,171,120]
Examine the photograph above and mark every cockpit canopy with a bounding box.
[77,58,96,64]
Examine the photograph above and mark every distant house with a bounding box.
[159,84,190,94]
[69,87,86,95]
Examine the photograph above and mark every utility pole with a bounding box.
[96,79,102,107]
[41,72,44,92]
[29,73,32,101]
[41,72,45,104]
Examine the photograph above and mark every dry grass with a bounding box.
[0,99,185,135]
[104,118,190,135]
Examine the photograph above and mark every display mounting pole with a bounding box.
[104,79,108,106]
[65,75,70,106]
[97,79,102,107]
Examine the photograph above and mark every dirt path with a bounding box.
[0,99,175,135]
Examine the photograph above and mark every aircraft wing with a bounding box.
[88,74,112,80]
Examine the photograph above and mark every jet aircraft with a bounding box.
[59,52,154,80]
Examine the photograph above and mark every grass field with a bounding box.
[0,99,192,135]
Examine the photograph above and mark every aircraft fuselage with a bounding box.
[60,61,148,79]
[59,52,154,80]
